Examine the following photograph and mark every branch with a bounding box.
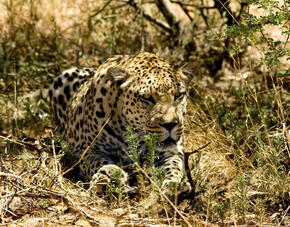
[215,0,240,26]
[156,0,181,26]
[0,172,21,179]
[0,135,43,151]
[237,2,248,22]
[173,1,193,22]
[171,1,215,9]
[184,142,210,195]
[128,0,172,33]
[155,0,183,36]
[90,0,113,18]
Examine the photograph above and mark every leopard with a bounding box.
[49,52,193,195]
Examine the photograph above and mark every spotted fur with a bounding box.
[49,52,193,194]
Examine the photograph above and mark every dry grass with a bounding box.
[1,0,289,226]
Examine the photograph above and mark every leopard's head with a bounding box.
[107,54,194,145]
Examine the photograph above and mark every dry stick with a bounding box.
[216,0,239,25]
[0,172,21,179]
[156,0,181,26]
[90,0,112,18]
[123,148,192,226]
[13,168,102,224]
[48,116,111,188]
[136,166,192,226]
[0,135,41,151]
[50,131,59,176]
[128,0,172,33]
[184,142,210,195]
[279,205,290,226]
[171,1,215,8]
[62,116,111,176]
[7,184,100,225]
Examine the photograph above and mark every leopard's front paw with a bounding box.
[89,164,128,193]
[161,180,191,197]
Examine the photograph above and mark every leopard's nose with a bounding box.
[160,122,178,132]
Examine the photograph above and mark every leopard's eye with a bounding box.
[175,92,185,101]
[141,94,155,104]
[144,94,150,99]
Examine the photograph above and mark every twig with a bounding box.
[279,205,290,226]
[134,164,192,226]
[48,115,111,188]
[0,172,21,179]
[0,158,9,171]
[128,0,172,33]
[170,0,193,23]
[171,1,215,9]
[1,188,30,198]
[123,151,192,225]
[155,0,183,37]
[2,207,17,217]
[61,115,111,177]
[50,130,59,176]
[89,0,112,18]
[184,142,210,195]
[27,188,100,225]
[5,185,100,225]
[216,0,240,26]
[67,197,101,225]
[0,135,42,151]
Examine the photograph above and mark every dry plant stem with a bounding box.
[61,115,111,176]
[2,175,100,225]
[279,205,290,226]
[48,116,111,188]
[13,79,19,135]
[51,131,58,175]
[124,148,193,225]
[184,142,210,194]
[0,135,38,151]
[20,188,99,224]
[137,166,192,226]
[0,172,21,179]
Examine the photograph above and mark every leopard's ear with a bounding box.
[107,67,133,88]
[107,67,128,82]
[178,63,194,86]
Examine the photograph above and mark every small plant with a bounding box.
[143,133,163,187]
[105,168,128,206]
[233,174,250,223]
[215,200,229,224]
[143,133,158,170]
[126,128,163,194]
[254,198,265,225]
[126,126,141,167]
[38,198,49,209]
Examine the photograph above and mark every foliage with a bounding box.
[126,128,163,189]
